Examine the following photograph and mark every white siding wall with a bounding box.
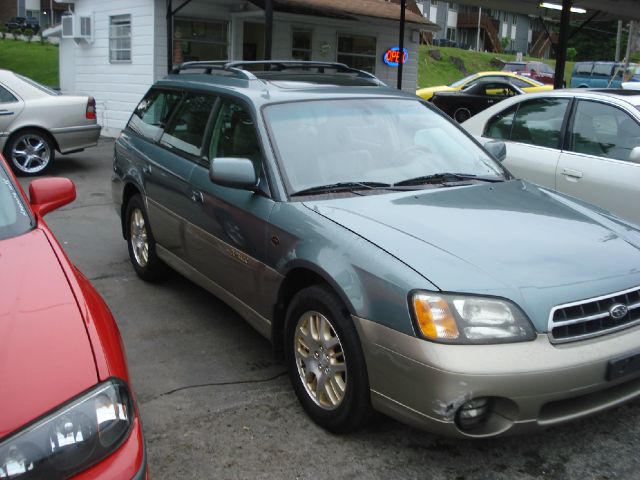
[67,0,157,136]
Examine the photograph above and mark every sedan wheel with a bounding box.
[125,194,166,281]
[8,131,54,176]
[285,285,371,433]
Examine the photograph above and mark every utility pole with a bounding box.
[615,20,623,62]
[476,7,482,51]
[624,21,636,75]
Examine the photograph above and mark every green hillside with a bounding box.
[417,45,574,88]
[0,38,59,87]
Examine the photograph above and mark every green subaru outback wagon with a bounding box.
[113,61,640,438]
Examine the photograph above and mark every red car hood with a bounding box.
[0,228,97,439]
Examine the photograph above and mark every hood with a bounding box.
[0,229,98,438]
[416,85,454,100]
[305,181,640,331]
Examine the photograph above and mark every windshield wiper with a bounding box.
[290,181,392,197]
[393,173,503,187]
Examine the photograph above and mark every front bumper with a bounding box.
[353,316,640,438]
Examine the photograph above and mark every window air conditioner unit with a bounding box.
[61,14,93,42]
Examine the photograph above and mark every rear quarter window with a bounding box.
[127,89,183,142]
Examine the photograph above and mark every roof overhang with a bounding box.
[454,0,640,22]
[248,0,438,29]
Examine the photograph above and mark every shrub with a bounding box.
[566,47,577,61]
[23,28,34,41]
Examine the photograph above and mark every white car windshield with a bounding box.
[264,98,506,194]
[0,166,33,240]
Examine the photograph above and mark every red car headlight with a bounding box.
[0,379,134,479]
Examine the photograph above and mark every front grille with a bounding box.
[548,286,640,343]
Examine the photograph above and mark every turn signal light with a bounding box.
[413,294,459,340]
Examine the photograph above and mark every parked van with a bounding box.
[570,61,639,88]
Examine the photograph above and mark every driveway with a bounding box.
[20,138,640,479]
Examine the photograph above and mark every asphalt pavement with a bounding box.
[19,139,640,479]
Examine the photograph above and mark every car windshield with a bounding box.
[264,98,506,195]
[450,74,478,88]
[0,165,33,241]
[16,73,60,96]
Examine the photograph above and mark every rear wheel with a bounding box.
[6,129,54,176]
[285,285,371,433]
[125,194,166,281]
[453,106,472,123]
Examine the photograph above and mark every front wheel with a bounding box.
[285,285,371,433]
[6,129,54,176]
[125,194,166,281]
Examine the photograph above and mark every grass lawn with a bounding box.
[418,45,574,89]
[0,38,59,88]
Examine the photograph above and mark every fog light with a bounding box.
[456,397,491,430]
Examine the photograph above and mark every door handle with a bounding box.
[0,110,14,116]
[561,168,583,179]
[190,190,204,204]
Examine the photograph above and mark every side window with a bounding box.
[482,83,517,96]
[568,100,640,162]
[208,100,263,174]
[127,89,182,141]
[0,86,17,103]
[510,98,570,148]
[575,63,593,76]
[484,104,517,139]
[510,78,530,88]
[161,94,217,157]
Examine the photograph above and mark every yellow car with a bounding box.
[416,71,553,101]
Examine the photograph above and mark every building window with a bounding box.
[109,15,131,63]
[292,30,312,61]
[337,34,376,73]
[173,19,228,65]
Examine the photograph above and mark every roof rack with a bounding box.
[171,61,259,80]
[171,60,385,85]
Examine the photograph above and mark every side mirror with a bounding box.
[630,146,640,163]
[29,177,76,217]
[209,157,258,190]
[484,140,507,162]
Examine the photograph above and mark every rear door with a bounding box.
[557,99,640,224]
[0,84,24,135]
[482,97,571,188]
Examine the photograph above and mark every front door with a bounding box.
[185,98,277,319]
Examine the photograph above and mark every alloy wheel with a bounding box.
[130,208,149,268]
[293,310,347,410]
[11,134,51,174]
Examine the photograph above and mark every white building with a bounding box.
[49,0,436,136]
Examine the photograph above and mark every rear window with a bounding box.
[0,165,33,241]
[16,74,60,96]
[503,63,525,72]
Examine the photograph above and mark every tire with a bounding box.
[453,106,472,123]
[5,129,55,176]
[284,284,371,433]
[125,194,167,281]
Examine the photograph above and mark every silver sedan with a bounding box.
[462,89,640,225]
[0,69,101,176]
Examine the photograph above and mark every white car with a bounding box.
[463,89,640,225]
[0,69,101,176]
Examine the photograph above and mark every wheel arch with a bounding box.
[3,126,60,154]
[121,182,142,238]
[271,261,357,352]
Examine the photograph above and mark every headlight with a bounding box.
[411,292,535,344]
[0,379,133,480]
